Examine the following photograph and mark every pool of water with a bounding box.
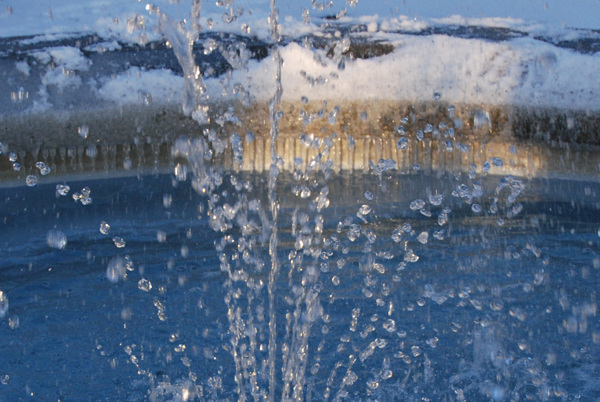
[1,169,599,400]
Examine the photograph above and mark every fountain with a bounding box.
[1,0,600,400]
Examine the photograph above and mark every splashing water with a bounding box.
[149,0,208,122]
[1,0,600,401]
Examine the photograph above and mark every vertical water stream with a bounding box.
[267,1,282,400]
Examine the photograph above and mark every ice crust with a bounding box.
[2,0,600,112]
[44,37,600,112]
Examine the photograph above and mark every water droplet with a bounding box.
[299,186,311,198]
[106,256,127,283]
[123,158,132,170]
[357,204,371,218]
[40,165,51,175]
[426,337,439,348]
[396,137,408,151]
[473,110,490,129]
[56,184,70,196]
[46,230,67,249]
[8,152,17,162]
[428,193,443,206]
[230,133,244,164]
[417,231,429,244]
[483,161,491,173]
[332,276,340,286]
[163,194,172,208]
[157,230,167,243]
[416,130,424,141]
[409,199,425,211]
[25,175,37,187]
[382,319,396,332]
[0,291,8,318]
[510,203,523,217]
[327,110,337,125]
[364,191,373,201]
[471,203,482,213]
[12,163,21,171]
[0,375,8,385]
[8,315,19,329]
[138,278,152,292]
[433,92,441,101]
[86,145,98,159]
[113,237,126,248]
[174,163,187,181]
[99,221,110,235]
[404,249,419,263]
[78,125,89,139]
[181,245,189,258]
[492,157,504,167]
[367,379,379,389]
[73,187,92,205]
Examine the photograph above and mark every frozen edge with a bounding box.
[1,101,599,181]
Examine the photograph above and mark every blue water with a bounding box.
[1,171,599,400]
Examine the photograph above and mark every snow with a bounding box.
[90,36,600,111]
[3,0,600,112]
[31,47,91,91]
[221,39,600,110]
[97,67,183,105]
[15,61,30,76]
[83,40,122,53]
